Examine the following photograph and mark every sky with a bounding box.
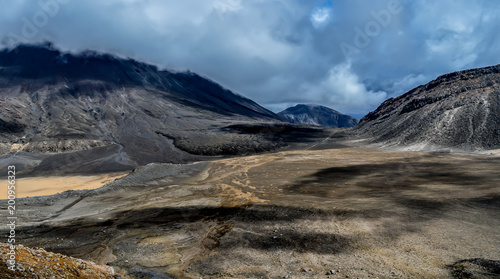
[0,0,499,118]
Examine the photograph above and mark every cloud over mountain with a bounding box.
[0,0,498,116]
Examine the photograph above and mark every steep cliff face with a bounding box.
[356,65,500,150]
[278,104,358,128]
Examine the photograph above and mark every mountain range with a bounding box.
[0,44,326,175]
[0,44,498,177]
[1,43,499,279]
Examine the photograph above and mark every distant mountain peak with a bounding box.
[278,104,358,128]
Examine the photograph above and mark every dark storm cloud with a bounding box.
[1,0,498,115]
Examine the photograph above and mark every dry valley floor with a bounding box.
[1,147,499,278]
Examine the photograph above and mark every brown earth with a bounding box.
[0,243,128,278]
[1,146,499,278]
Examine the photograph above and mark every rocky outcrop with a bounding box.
[0,244,126,278]
[356,65,500,150]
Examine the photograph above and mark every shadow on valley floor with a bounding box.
[12,204,380,257]
[448,258,500,279]
[282,158,500,228]
[232,229,350,252]
[5,197,500,278]
[14,193,500,256]
[285,159,498,199]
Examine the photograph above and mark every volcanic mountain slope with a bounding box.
[278,104,358,128]
[0,44,327,175]
[356,64,500,151]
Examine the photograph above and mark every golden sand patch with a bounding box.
[1,172,129,199]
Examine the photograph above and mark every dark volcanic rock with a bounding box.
[449,258,500,279]
[278,104,358,128]
[0,44,314,175]
[356,65,500,150]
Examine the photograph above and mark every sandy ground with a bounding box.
[0,172,129,199]
[1,146,499,278]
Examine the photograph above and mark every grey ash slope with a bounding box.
[0,44,327,175]
[278,104,358,128]
[356,64,500,151]
[0,44,277,118]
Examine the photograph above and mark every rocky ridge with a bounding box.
[356,64,500,150]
